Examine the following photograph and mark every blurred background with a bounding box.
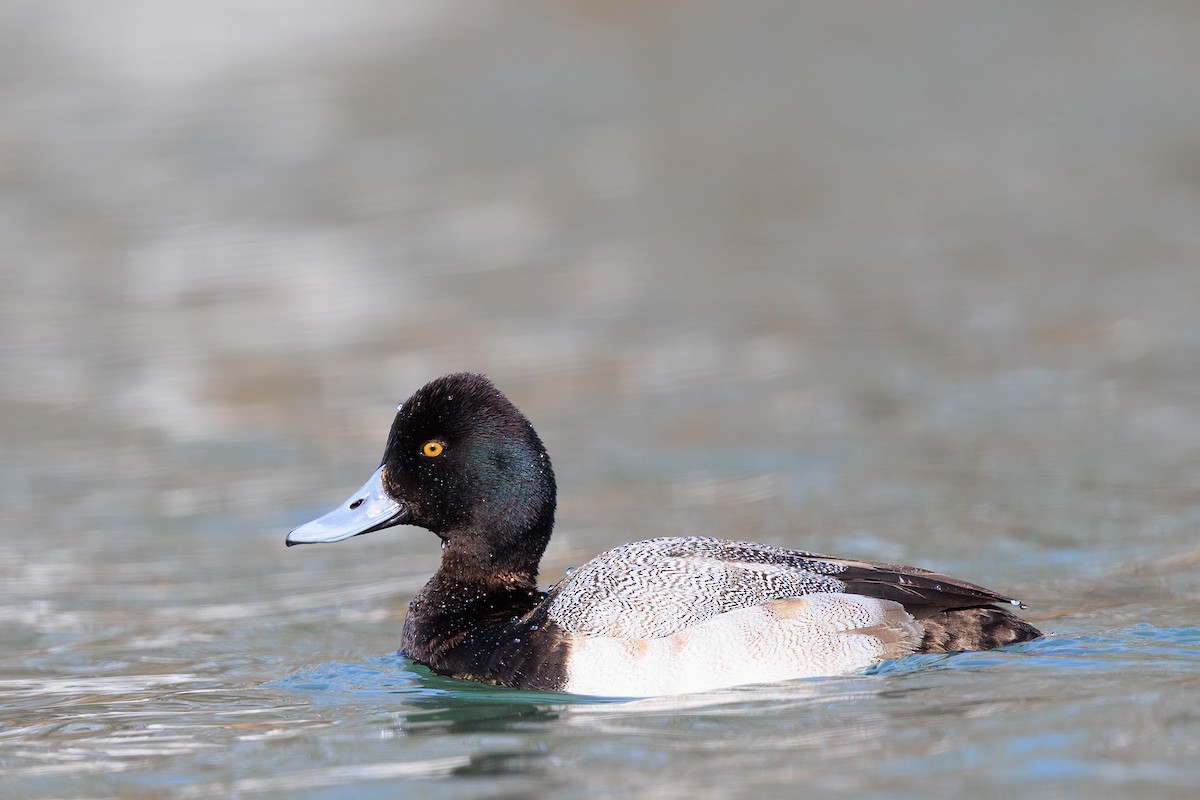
[2,2,1199,798]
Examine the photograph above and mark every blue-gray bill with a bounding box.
[285,466,409,546]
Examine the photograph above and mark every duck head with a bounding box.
[286,373,557,577]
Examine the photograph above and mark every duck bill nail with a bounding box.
[285,466,410,546]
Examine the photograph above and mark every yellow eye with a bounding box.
[421,440,444,457]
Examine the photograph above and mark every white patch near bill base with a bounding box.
[562,593,922,697]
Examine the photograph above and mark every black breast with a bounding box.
[400,582,572,691]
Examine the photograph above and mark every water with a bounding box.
[3,2,1200,797]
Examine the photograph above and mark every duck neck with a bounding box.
[403,515,551,661]
[434,506,553,592]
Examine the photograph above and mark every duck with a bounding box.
[286,372,1042,697]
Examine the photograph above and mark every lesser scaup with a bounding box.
[287,373,1041,696]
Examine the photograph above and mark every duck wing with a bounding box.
[545,536,1023,638]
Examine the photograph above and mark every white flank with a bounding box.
[562,593,922,697]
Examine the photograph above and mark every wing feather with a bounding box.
[546,537,1023,638]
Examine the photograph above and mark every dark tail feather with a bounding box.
[916,605,1042,653]
[809,557,1027,610]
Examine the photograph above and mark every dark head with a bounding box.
[286,373,557,580]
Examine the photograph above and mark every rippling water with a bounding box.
[3,2,1200,798]
[6,630,1199,797]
